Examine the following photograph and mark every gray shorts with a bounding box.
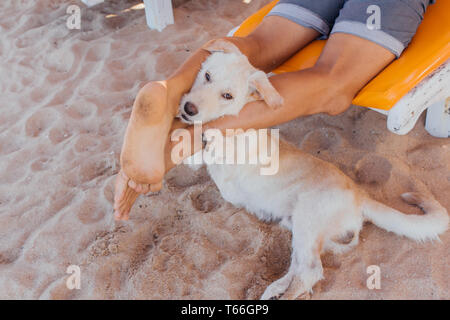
[267,0,435,57]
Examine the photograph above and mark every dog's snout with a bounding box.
[184,102,198,116]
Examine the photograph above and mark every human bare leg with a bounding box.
[114,16,319,220]
[161,33,396,175]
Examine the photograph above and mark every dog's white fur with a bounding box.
[179,40,283,124]
[179,40,449,300]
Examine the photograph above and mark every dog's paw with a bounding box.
[261,291,283,300]
[282,286,311,300]
[248,70,284,110]
[264,92,284,110]
[260,280,290,300]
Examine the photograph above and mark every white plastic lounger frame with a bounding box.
[81,0,104,7]
[81,1,174,32]
[425,97,450,138]
[386,59,450,138]
[143,0,174,32]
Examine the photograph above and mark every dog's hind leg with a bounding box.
[282,235,324,299]
[261,222,324,300]
[324,229,360,254]
[260,267,296,300]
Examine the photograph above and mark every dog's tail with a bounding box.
[361,192,448,242]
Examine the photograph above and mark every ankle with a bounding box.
[305,66,354,115]
[136,80,181,118]
[165,77,184,115]
[122,157,165,185]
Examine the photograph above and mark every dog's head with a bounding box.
[178,39,283,124]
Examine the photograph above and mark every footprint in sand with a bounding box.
[25,108,58,137]
[48,124,72,144]
[88,226,126,258]
[155,50,187,75]
[190,185,222,213]
[102,176,116,205]
[30,157,51,172]
[407,144,448,170]
[166,165,209,189]
[64,102,95,120]
[98,116,122,136]
[14,31,40,49]
[0,134,21,156]
[76,190,105,224]
[44,48,75,73]
[2,152,29,183]
[85,42,111,62]
[300,128,343,154]
[74,134,100,153]
[67,156,113,185]
[354,154,392,185]
[0,250,20,265]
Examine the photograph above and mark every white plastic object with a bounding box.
[143,0,174,32]
[80,0,104,7]
[425,98,450,138]
[387,60,450,136]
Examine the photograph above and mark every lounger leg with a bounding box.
[143,0,174,32]
[425,98,450,138]
[80,0,104,7]
[387,60,450,136]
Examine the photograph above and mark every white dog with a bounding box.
[178,39,449,300]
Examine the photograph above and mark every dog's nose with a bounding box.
[184,102,198,116]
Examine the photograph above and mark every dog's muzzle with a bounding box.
[184,102,198,116]
[181,113,190,122]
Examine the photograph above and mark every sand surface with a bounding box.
[0,0,448,299]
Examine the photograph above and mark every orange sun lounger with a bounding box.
[231,0,450,137]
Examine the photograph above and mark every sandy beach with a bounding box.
[0,0,448,299]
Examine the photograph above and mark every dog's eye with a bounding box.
[205,72,211,82]
[222,93,233,100]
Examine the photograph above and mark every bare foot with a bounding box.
[113,170,162,220]
[114,81,176,220]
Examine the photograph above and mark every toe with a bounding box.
[135,183,150,194]
[128,179,138,190]
[114,170,130,203]
[150,181,163,192]
[116,186,140,220]
[139,184,151,194]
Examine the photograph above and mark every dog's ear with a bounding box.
[248,71,284,109]
[203,39,242,54]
